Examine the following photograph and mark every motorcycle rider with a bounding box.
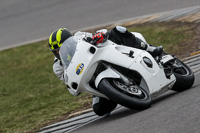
[48,26,163,116]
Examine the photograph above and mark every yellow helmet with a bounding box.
[48,28,72,59]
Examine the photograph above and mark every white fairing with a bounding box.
[59,32,176,98]
[94,67,120,87]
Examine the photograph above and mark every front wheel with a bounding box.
[98,78,152,110]
[171,58,195,92]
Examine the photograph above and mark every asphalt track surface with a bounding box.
[71,72,200,133]
[1,0,200,50]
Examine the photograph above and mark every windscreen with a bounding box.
[59,37,77,69]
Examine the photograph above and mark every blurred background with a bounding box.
[0,0,200,49]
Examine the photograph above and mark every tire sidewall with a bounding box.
[172,59,195,91]
[99,79,152,110]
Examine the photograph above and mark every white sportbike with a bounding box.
[59,32,194,110]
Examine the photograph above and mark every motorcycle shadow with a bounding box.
[97,106,138,122]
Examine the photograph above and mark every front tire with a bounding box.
[171,58,195,92]
[98,78,151,110]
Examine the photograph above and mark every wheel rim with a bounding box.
[112,79,144,98]
[173,59,190,76]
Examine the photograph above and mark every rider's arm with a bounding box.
[53,57,82,96]
[53,57,65,82]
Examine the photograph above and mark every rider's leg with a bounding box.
[109,26,163,57]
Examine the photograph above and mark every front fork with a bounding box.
[160,54,176,78]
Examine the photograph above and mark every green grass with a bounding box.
[0,22,194,133]
[0,41,92,133]
[127,23,193,53]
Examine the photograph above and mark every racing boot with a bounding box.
[147,45,164,57]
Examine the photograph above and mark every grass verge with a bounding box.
[0,22,195,133]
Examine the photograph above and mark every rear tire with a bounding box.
[98,78,151,110]
[171,58,195,92]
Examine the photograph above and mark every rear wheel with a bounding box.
[98,78,151,110]
[171,58,195,92]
